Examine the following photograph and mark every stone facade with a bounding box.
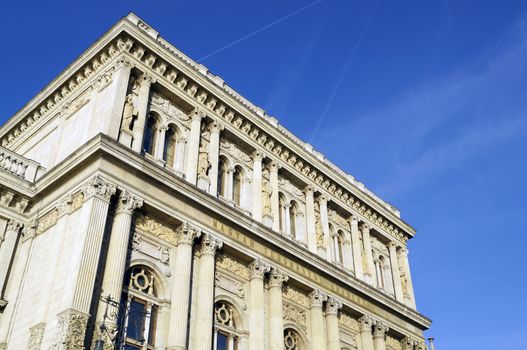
[0,12,431,350]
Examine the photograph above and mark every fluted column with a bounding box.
[325,296,342,350]
[309,290,327,350]
[268,267,288,350]
[373,321,389,350]
[167,223,201,350]
[361,223,375,285]
[132,73,154,152]
[359,315,375,350]
[192,233,223,350]
[97,190,143,326]
[185,108,205,185]
[388,242,404,302]
[398,247,416,308]
[269,162,280,232]
[251,151,264,221]
[154,125,168,160]
[249,260,270,350]
[304,186,317,253]
[208,121,224,196]
[349,215,364,280]
[0,220,23,296]
[317,194,330,260]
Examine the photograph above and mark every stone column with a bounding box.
[0,220,23,296]
[54,175,116,349]
[317,194,330,260]
[309,290,327,350]
[185,108,205,185]
[428,338,436,350]
[268,267,288,350]
[132,73,154,152]
[251,151,264,221]
[359,315,374,350]
[269,162,281,232]
[398,247,416,308]
[325,296,342,350]
[167,223,201,350]
[105,56,133,139]
[192,233,223,350]
[361,223,376,285]
[388,242,404,302]
[349,216,364,280]
[154,125,168,160]
[304,186,317,254]
[226,168,235,202]
[96,190,143,327]
[249,260,270,350]
[373,321,389,350]
[342,233,353,272]
[284,204,291,237]
[208,121,223,196]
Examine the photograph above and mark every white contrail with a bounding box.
[198,0,324,62]
[309,0,381,143]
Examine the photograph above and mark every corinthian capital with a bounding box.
[208,120,224,134]
[358,315,373,332]
[192,107,206,121]
[199,232,223,255]
[360,222,371,232]
[268,161,281,172]
[303,185,315,195]
[116,190,144,214]
[139,72,155,86]
[81,176,117,203]
[373,320,389,338]
[401,337,416,350]
[175,222,201,246]
[325,296,342,315]
[249,259,270,280]
[6,219,23,233]
[309,289,327,308]
[268,267,288,288]
[251,150,265,162]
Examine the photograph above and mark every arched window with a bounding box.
[214,301,240,350]
[143,114,158,155]
[218,157,228,197]
[284,328,305,350]
[233,166,243,206]
[163,125,177,167]
[120,266,160,349]
[278,193,287,233]
[289,201,298,239]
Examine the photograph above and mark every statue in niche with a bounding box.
[262,180,271,215]
[121,94,138,131]
[401,273,409,296]
[197,146,210,177]
[315,213,324,247]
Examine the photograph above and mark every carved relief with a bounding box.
[51,309,89,350]
[121,93,138,131]
[262,179,272,216]
[150,92,191,127]
[283,302,307,333]
[386,335,403,350]
[220,139,252,166]
[278,177,304,200]
[215,271,247,309]
[216,254,250,280]
[197,145,211,178]
[339,312,360,332]
[135,213,177,245]
[283,287,310,308]
[27,323,45,350]
[36,209,58,235]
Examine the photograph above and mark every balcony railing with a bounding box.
[0,146,44,182]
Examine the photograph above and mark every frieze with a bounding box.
[283,287,310,309]
[386,335,403,350]
[339,312,360,332]
[150,92,191,127]
[135,213,178,246]
[216,254,250,280]
[283,302,307,333]
[219,139,252,167]
[278,177,304,200]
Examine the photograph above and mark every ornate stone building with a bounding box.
[0,13,432,350]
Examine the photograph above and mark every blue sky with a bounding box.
[2,1,527,348]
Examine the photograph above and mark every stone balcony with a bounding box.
[0,146,45,183]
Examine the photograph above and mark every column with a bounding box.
[325,296,342,350]
[284,204,291,237]
[268,267,288,350]
[249,260,270,350]
[398,247,416,308]
[349,216,364,280]
[359,315,374,350]
[372,321,388,350]
[361,223,376,285]
[317,194,330,260]
[96,190,143,327]
[428,337,436,350]
[309,290,327,350]
[167,223,201,350]
[104,56,133,139]
[132,73,155,152]
[185,108,205,185]
[251,151,264,221]
[54,175,116,348]
[154,125,168,160]
[226,168,235,202]
[0,220,23,297]
[269,162,280,232]
[304,186,317,253]
[192,233,223,350]
[388,242,404,302]
[208,121,224,196]
[342,233,353,272]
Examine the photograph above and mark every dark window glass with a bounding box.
[217,333,229,350]
[148,305,157,345]
[127,300,146,341]
[143,116,157,155]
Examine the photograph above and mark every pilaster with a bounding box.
[309,289,327,350]
[325,296,342,350]
[185,108,205,185]
[249,259,270,350]
[132,72,155,152]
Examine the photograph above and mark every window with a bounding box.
[279,193,287,233]
[218,157,228,197]
[120,266,159,350]
[143,114,158,155]
[289,201,297,239]
[284,329,304,350]
[233,166,243,206]
[214,301,239,350]
[163,126,177,167]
